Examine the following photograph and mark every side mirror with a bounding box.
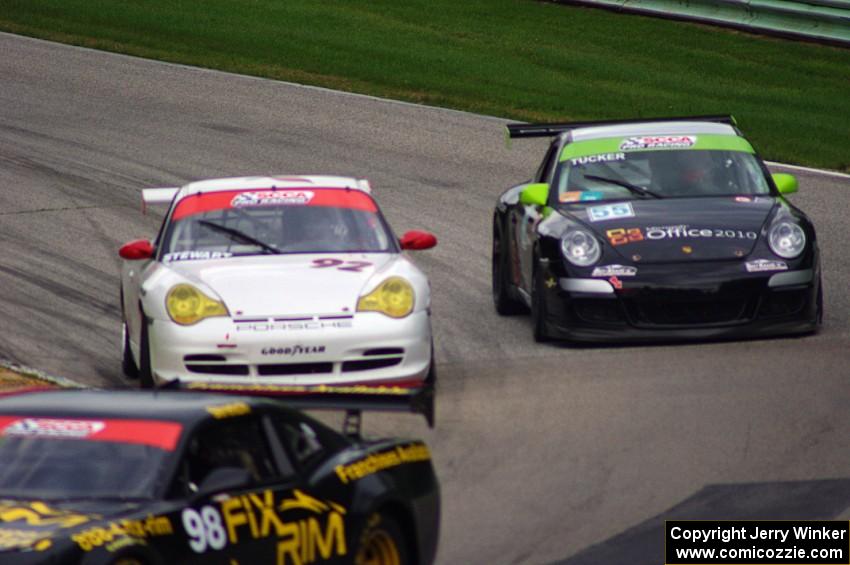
[519,183,549,207]
[119,239,155,260]
[196,467,252,497]
[772,173,798,195]
[399,230,437,250]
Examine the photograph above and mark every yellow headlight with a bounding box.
[357,277,415,318]
[166,284,228,325]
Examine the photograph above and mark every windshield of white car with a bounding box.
[0,436,167,500]
[554,149,770,204]
[162,204,394,256]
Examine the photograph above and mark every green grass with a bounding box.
[2,0,849,170]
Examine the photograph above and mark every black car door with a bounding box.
[517,140,560,292]
[164,413,305,564]
[163,409,354,564]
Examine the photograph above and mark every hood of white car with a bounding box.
[165,253,396,316]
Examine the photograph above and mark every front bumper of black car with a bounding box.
[538,261,820,343]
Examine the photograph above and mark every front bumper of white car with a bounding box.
[147,310,432,387]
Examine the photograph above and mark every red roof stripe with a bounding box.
[0,416,183,451]
[171,189,377,221]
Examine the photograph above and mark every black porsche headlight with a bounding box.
[768,221,805,259]
[561,228,601,267]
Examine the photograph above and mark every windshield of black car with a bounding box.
[553,149,770,204]
[0,417,178,500]
[160,189,393,258]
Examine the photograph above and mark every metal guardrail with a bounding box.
[552,0,850,45]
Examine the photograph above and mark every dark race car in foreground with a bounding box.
[493,115,821,342]
[0,388,439,564]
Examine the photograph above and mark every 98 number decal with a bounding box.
[182,506,227,553]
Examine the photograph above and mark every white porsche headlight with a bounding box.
[768,221,805,259]
[561,229,601,267]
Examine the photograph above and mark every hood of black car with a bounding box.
[565,196,776,263]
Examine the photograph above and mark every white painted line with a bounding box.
[0,359,87,389]
[766,161,850,180]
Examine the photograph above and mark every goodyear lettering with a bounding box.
[261,345,326,356]
[206,402,251,419]
[334,443,431,484]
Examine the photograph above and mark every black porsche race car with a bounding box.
[0,388,439,564]
[493,115,821,342]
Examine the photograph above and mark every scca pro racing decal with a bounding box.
[619,136,696,151]
[231,190,314,207]
[0,417,183,450]
[4,419,105,438]
[587,203,634,222]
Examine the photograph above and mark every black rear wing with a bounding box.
[162,380,435,433]
[505,114,737,139]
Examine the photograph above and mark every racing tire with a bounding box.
[492,218,528,315]
[355,512,410,565]
[138,315,155,389]
[122,321,140,380]
[531,263,552,343]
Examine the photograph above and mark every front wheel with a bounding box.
[531,265,552,343]
[121,321,139,380]
[355,512,410,565]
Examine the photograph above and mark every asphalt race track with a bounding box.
[1,33,848,564]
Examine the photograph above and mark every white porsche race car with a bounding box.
[119,175,437,397]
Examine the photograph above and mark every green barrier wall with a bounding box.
[553,0,850,45]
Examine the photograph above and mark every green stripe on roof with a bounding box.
[559,134,755,161]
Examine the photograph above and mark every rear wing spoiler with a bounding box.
[162,380,435,434]
[142,187,180,214]
[505,114,737,140]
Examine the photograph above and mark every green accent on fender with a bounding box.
[520,183,549,206]
[772,173,798,194]
[559,134,755,161]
